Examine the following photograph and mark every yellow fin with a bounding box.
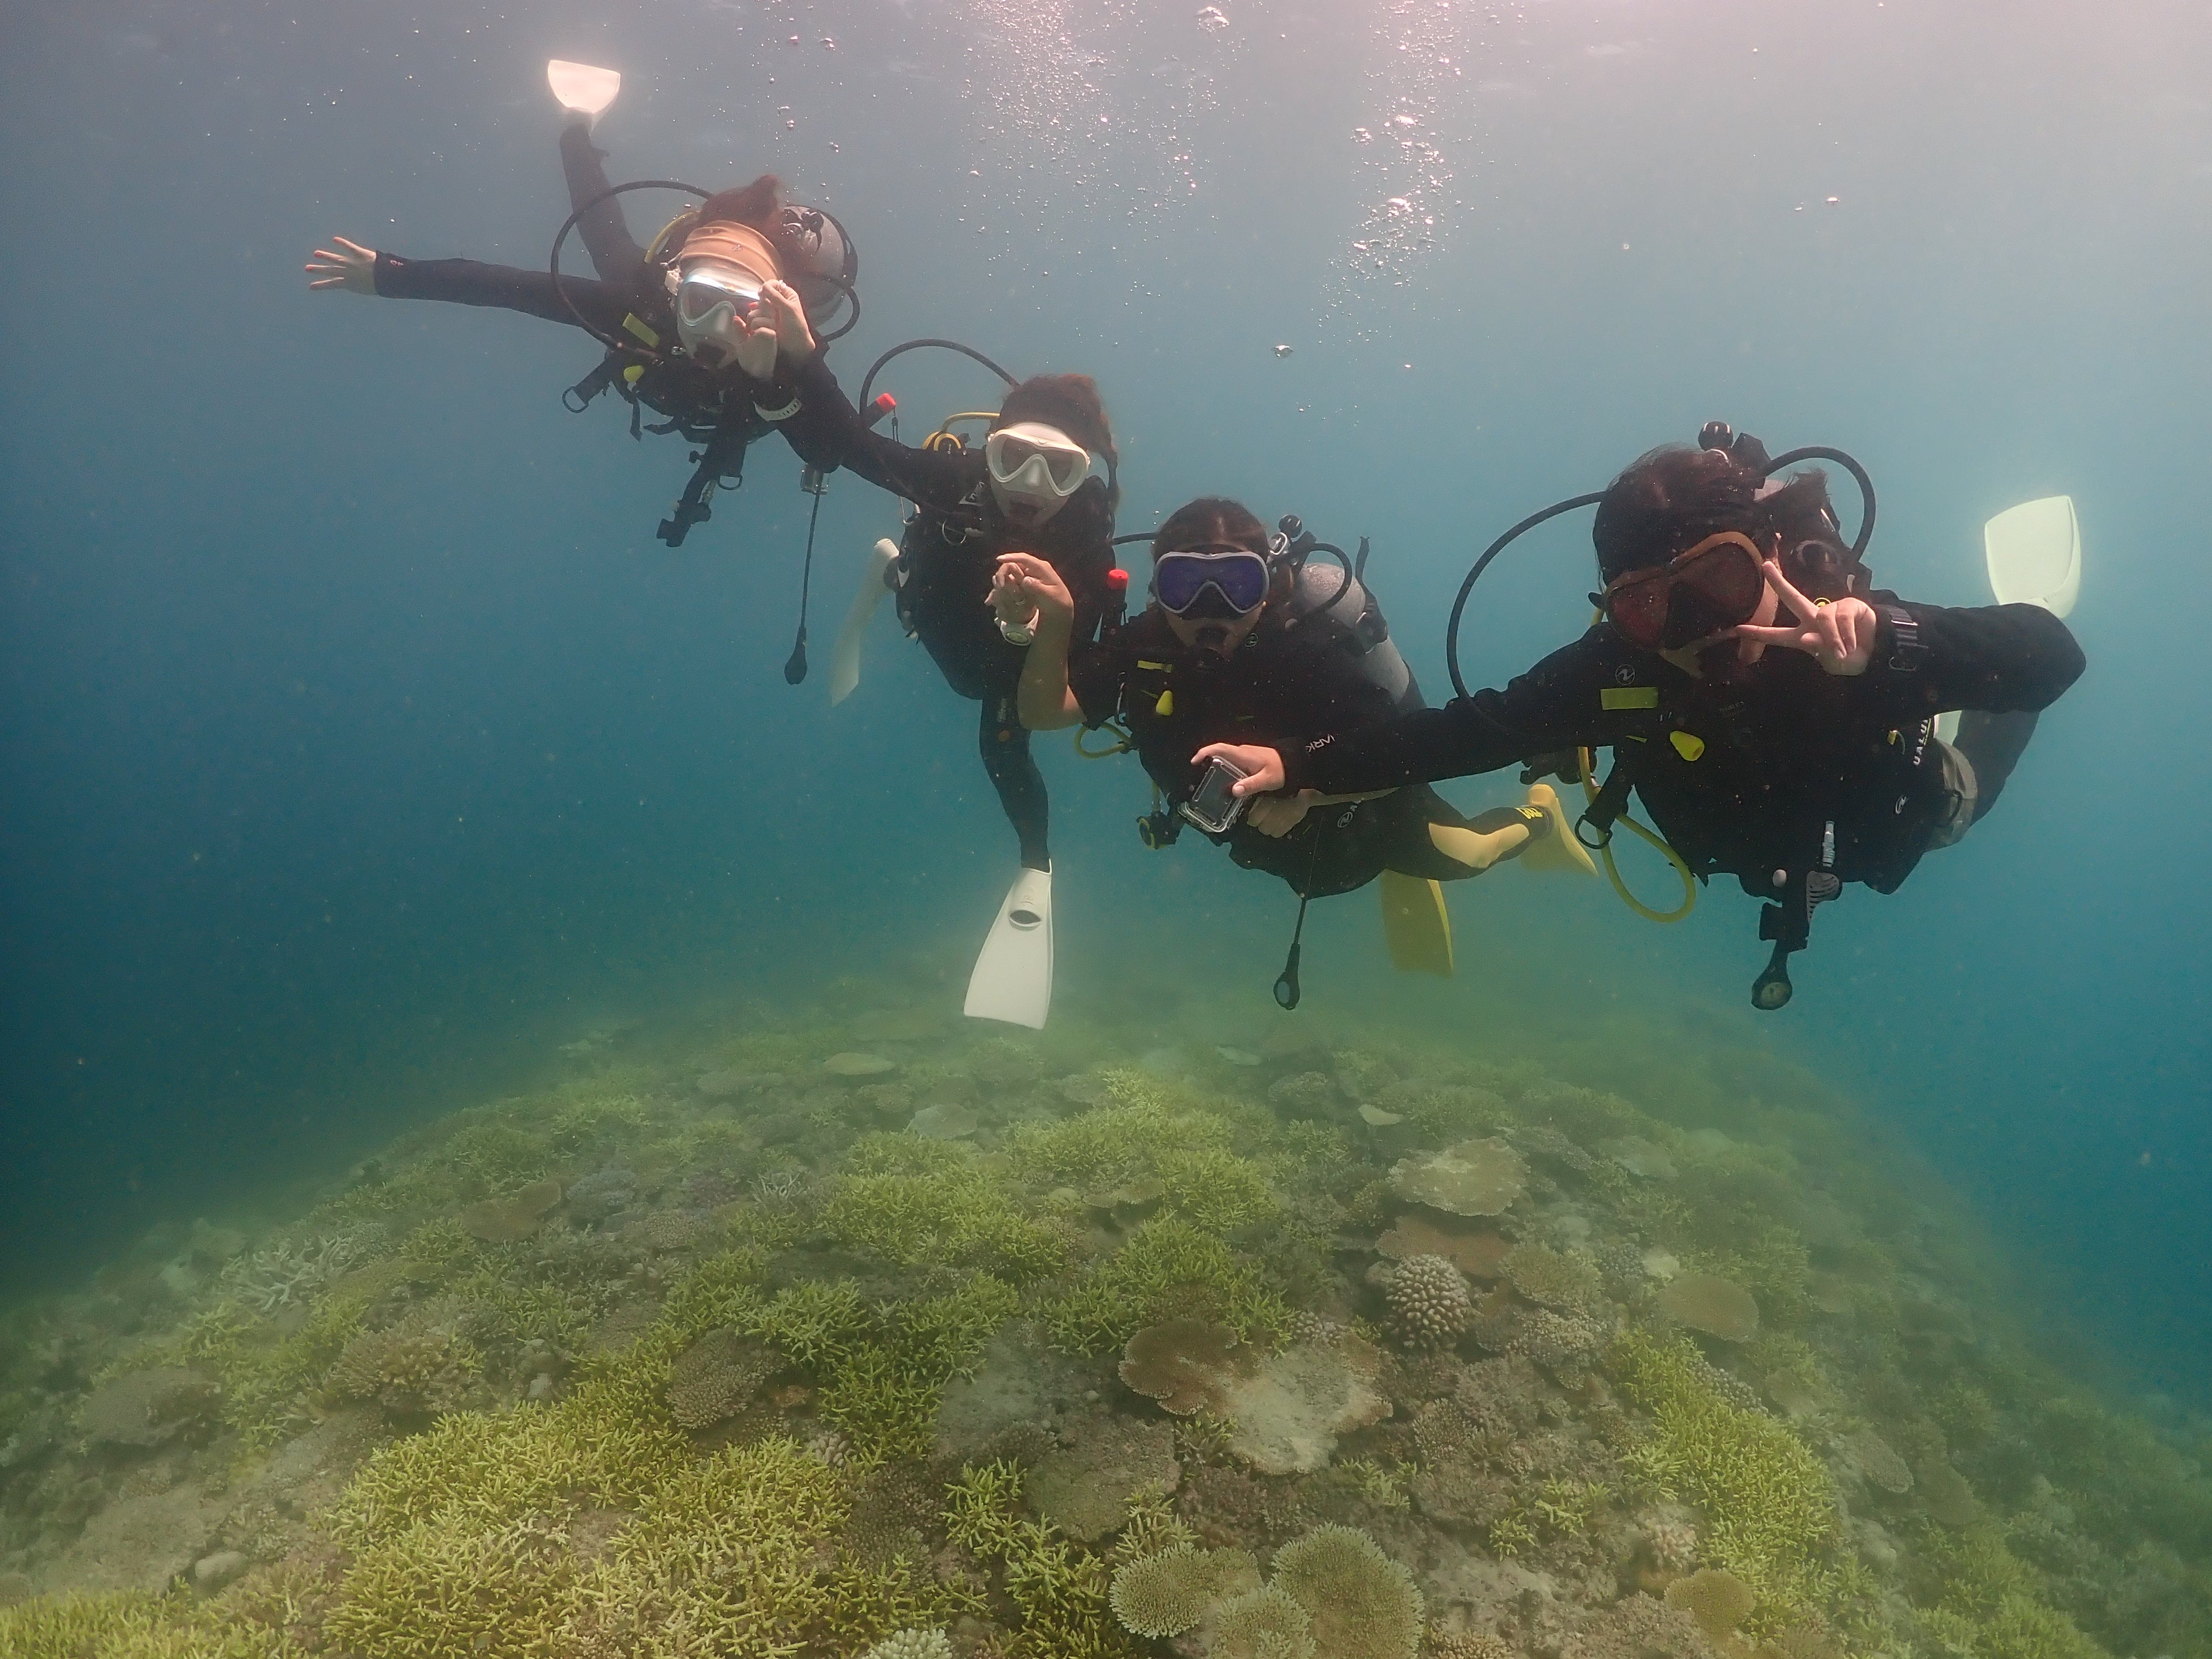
[1155,689,1173,716]
[1379,871,1454,977]
[1517,782,1597,877]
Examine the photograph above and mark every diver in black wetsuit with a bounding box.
[1198,441,2088,1008]
[753,288,1119,879]
[1000,498,1592,999]
[304,96,856,545]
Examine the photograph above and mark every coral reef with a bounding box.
[1271,1524,1425,1659]
[1109,1542,1225,1636]
[1500,1243,1605,1314]
[864,1632,953,1659]
[457,1178,565,1243]
[1120,1320,1250,1416]
[1390,1139,1526,1217]
[1212,1584,1316,1658]
[664,1328,778,1430]
[1655,1273,1760,1343]
[2,991,2204,1659]
[1380,1254,1470,1349]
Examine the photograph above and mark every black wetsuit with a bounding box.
[779,355,1116,873]
[1281,597,2085,902]
[367,127,785,519]
[1070,608,1527,898]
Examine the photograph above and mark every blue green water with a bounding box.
[2,0,2206,1418]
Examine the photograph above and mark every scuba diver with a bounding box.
[749,285,1119,1030]
[1192,429,2087,1009]
[997,497,1594,1008]
[303,60,859,547]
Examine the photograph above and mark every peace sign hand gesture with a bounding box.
[1732,560,1877,676]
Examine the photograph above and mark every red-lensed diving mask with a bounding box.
[1597,531,1770,650]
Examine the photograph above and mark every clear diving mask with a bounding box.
[667,220,782,372]
[984,422,1091,522]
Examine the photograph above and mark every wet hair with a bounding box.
[994,374,1119,505]
[1150,497,1270,562]
[694,175,783,232]
[1592,445,1845,587]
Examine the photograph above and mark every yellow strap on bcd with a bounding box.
[1579,746,1696,924]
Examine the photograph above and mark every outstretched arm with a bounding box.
[305,234,638,337]
[759,285,974,506]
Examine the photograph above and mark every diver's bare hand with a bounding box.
[1245,792,1317,837]
[306,236,377,294]
[1192,743,1286,797]
[761,280,817,365]
[1732,561,1875,675]
[992,552,1073,627]
[732,312,780,382]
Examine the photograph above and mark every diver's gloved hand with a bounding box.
[305,236,378,295]
[992,552,1073,632]
[1731,560,1876,676]
[760,280,818,369]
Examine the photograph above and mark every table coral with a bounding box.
[1501,1243,1606,1314]
[1271,1524,1424,1659]
[1109,1543,1228,1636]
[1120,1320,1249,1416]
[1219,1336,1390,1476]
[1211,1583,1317,1659]
[75,1367,221,1448]
[457,1178,565,1244]
[1390,1139,1526,1218]
[1663,1567,1756,1640]
[1655,1274,1760,1344]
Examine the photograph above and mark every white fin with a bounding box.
[964,867,1053,1029]
[830,539,900,706]
[1984,495,2080,619]
[548,60,621,123]
[1934,710,1961,744]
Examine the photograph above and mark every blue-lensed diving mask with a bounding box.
[1152,545,1273,617]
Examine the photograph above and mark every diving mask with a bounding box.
[985,423,1091,500]
[668,220,782,371]
[1599,531,1768,650]
[1154,546,1272,617]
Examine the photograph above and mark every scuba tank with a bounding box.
[1273,516,1423,713]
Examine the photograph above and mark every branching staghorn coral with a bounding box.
[1606,1327,1838,1623]
[1045,1217,1292,1356]
[218,1229,381,1312]
[821,1156,1070,1281]
[945,1459,1135,1657]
